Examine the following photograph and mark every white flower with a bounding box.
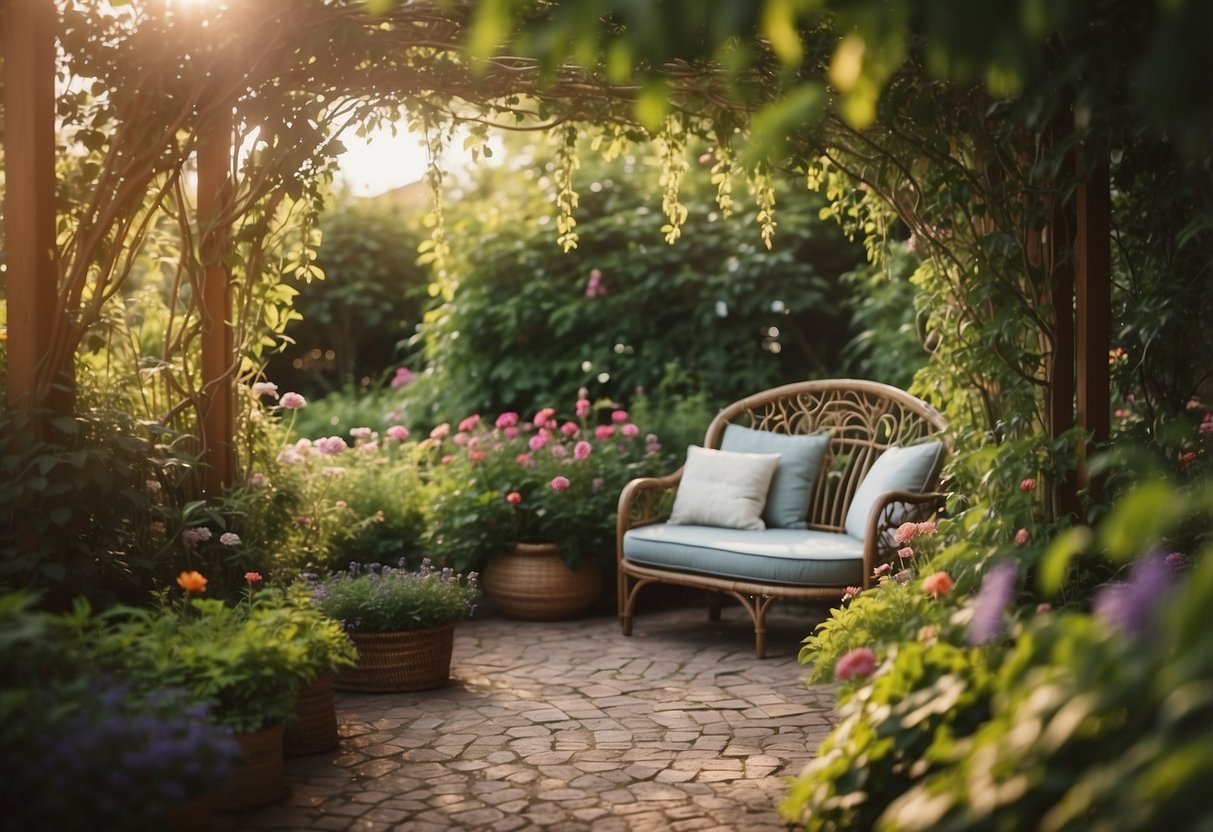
[219,532,241,546]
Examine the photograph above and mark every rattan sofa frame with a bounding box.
[616,379,949,658]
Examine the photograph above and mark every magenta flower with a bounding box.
[611,409,629,423]
[390,366,415,389]
[529,434,548,451]
[835,648,878,681]
[386,425,409,442]
[504,426,519,439]
[1165,551,1189,572]
[574,441,592,461]
[575,398,591,418]
[550,476,571,492]
[496,411,520,429]
[533,408,557,429]
[560,421,580,437]
[458,414,480,433]
[584,268,607,298]
[280,392,307,410]
[595,425,615,441]
[621,423,640,438]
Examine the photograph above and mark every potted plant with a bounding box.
[307,558,480,693]
[423,393,664,619]
[86,571,355,812]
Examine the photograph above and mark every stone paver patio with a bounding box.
[219,600,837,831]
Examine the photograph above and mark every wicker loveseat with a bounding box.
[616,379,948,657]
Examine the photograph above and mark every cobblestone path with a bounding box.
[219,603,837,831]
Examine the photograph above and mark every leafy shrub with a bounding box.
[306,558,479,632]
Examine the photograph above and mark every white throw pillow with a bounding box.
[668,445,781,530]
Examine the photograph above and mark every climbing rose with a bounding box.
[219,532,241,546]
[835,648,877,681]
[506,492,522,505]
[176,570,208,594]
[550,476,571,492]
[922,571,954,598]
[1015,528,1031,547]
[280,392,307,410]
[574,441,592,461]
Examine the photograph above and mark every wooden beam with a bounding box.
[197,104,235,496]
[3,0,58,412]
[1047,168,1081,520]
[1075,154,1112,492]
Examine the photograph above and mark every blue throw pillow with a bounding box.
[843,441,944,539]
[720,424,830,529]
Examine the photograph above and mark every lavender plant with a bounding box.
[306,559,479,633]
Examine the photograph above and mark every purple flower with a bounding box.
[1093,555,1175,638]
[967,560,1017,646]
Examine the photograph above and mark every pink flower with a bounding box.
[592,477,605,492]
[560,421,580,437]
[1115,408,1132,419]
[897,546,914,560]
[506,491,522,505]
[182,527,212,547]
[430,423,451,440]
[573,441,592,461]
[646,442,661,455]
[453,432,470,447]
[516,453,531,466]
[873,563,891,577]
[496,412,520,429]
[841,586,862,602]
[350,427,374,440]
[611,409,629,423]
[458,414,481,433]
[1201,416,1213,434]
[1036,602,1053,613]
[280,392,307,410]
[251,381,279,400]
[533,408,557,429]
[1179,451,1197,465]
[620,423,640,438]
[390,366,415,389]
[595,425,615,441]
[835,647,877,681]
[550,476,571,492]
[550,445,568,460]
[315,435,348,455]
[504,426,519,439]
[1020,477,1036,492]
[529,434,548,451]
[469,450,486,463]
[441,454,454,465]
[922,571,954,597]
[916,521,937,536]
[244,571,263,584]
[584,268,607,298]
[1015,528,1031,547]
[219,532,241,546]
[386,425,409,442]
[575,398,591,418]
[894,522,919,545]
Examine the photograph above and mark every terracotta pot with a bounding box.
[483,543,602,620]
[284,673,339,755]
[217,723,286,813]
[335,625,455,693]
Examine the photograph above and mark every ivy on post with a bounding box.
[196,101,236,496]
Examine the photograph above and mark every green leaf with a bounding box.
[1038,526,1092,598]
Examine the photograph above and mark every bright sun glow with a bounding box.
[334,125,432,198]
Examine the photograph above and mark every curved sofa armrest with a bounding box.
[861,490,948,588]
[615,469,683,561]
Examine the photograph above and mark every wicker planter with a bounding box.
[218,724,286,814]
[284,674,339,756]
[483,543,602,620]
[335,625,455,693]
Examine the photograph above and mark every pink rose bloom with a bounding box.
[529,434,548,451]
[390,366,414,389]
[1020,477,1036,492]
[506,491,522,505]
[251,381,279,400]
[430,423,451,440]
[550,445,568,460]
[458,414,480,433]
[592,477,605,492]
[496,411,520,429]
[894,522,919,545]
[453,432,470,447]
[315,436,348,455]
[533,408,557,429]
[595,425,615,441]
[244,571,262,584]
[574,441,592,461]
[1015,528,1031,547]
[469,450,486,463]
[835,647,877,681]
[280,392,307,410]
[620,423,640,438]
[922,571,954,597]
[350,427,373,440]
[550,476,571,492]
[575,398,592,418]
[219,532,241,547]
[504,426,519,439]
[897,546,914,560]
[611,409,629,423]
[516,453,531,466]
[560,421,580,437]
[386,425,409,442]
[441,454,454,465]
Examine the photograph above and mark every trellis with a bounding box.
[2,0,1110,506]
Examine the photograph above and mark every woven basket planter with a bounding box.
[335,625,455,693]
[483,543,602,620]
[218,723,286,814]
[284,674,339,756]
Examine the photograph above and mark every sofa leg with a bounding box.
[707,593,723,622]
[620,576,650,637]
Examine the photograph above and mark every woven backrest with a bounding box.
[703,379,948,532]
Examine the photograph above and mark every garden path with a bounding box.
[217,601,838,831]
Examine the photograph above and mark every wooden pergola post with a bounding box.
[3,0,59,414]
[1075,155,1112,496]
[196,104,235,496]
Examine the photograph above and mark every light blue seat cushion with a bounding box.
[720,424,829,530]
[623,524,864,587]
[843,441,945,539]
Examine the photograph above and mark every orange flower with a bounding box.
[922,571,953,598]
[176,570,208,594]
